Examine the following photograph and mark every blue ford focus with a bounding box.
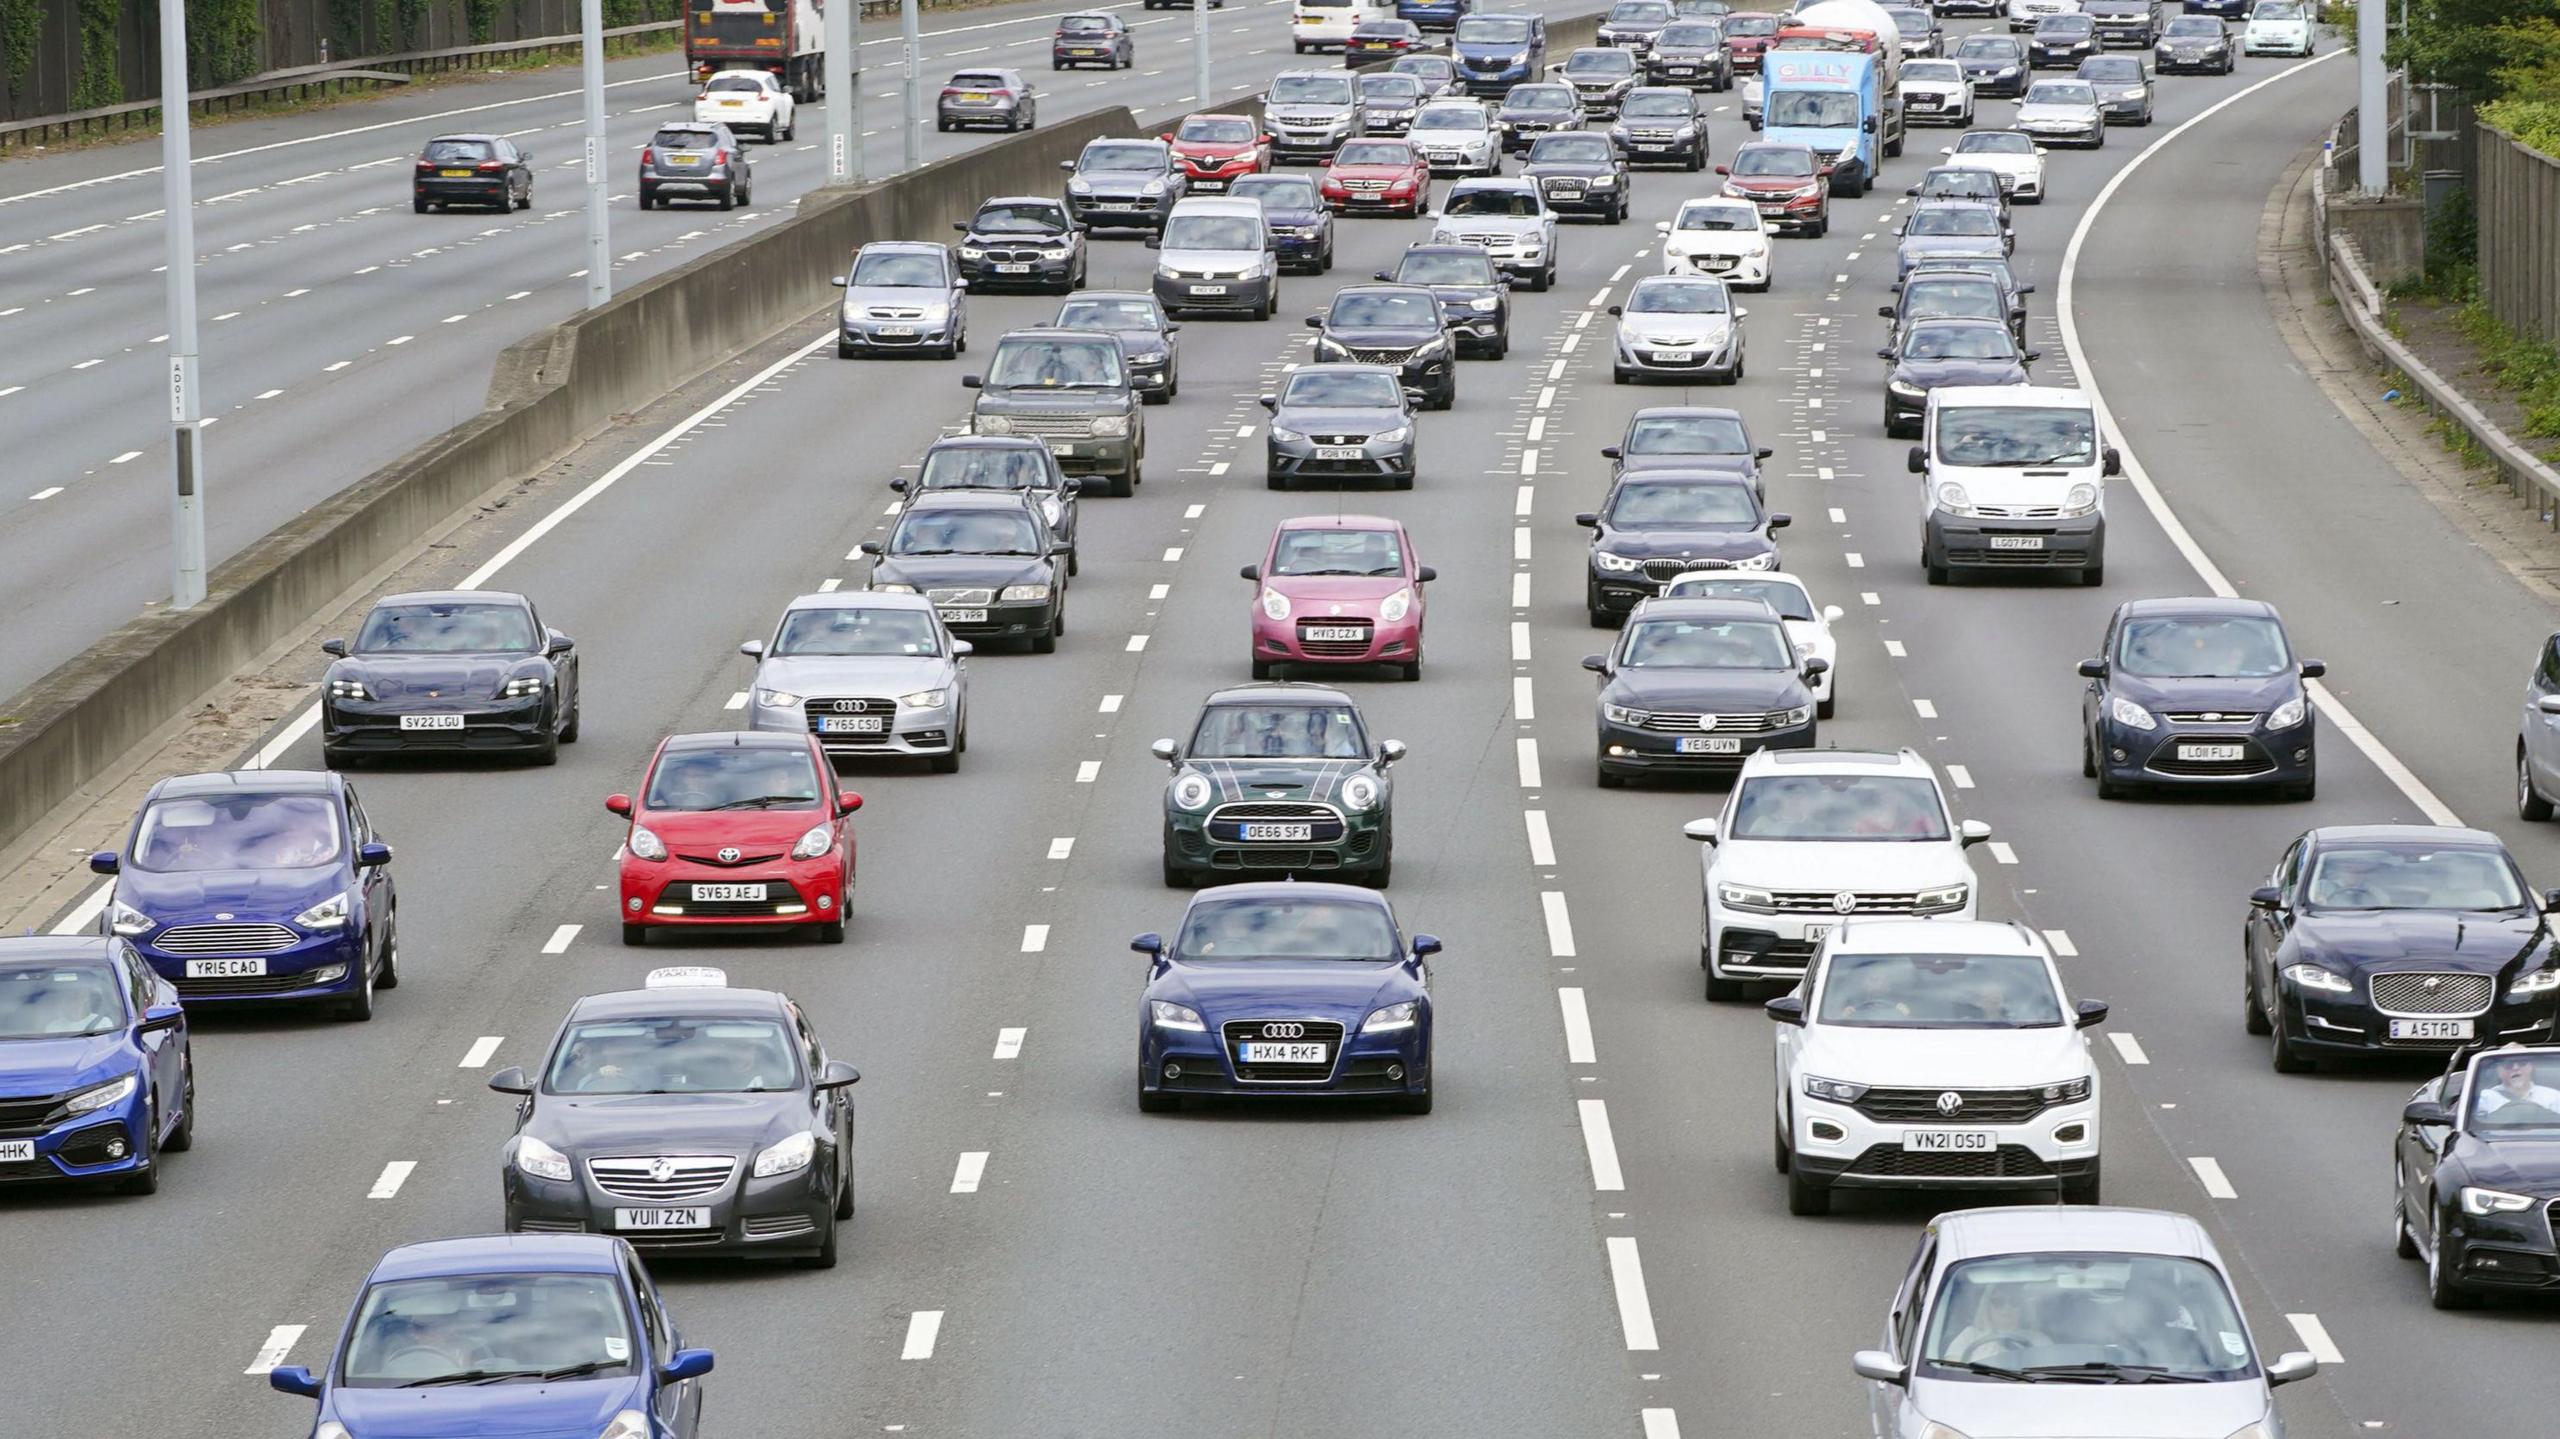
[0,936,193,1195]
[91,770,400,1021]
[269,1234,713,1439]
[1133,882,1440,1114]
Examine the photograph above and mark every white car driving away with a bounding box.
[1661,571,1840,715]
[1687,748,1989,1000]
[1943,130,2046,203]
[1657,197,1773,289]
[1768,918,2107,1215]
[695,70,796,141]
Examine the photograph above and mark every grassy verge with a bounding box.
[2452,300,2560,442]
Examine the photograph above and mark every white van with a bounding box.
[1294,0,1400,52]
[1910,384,2119,586]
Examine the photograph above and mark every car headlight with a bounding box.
[753,1129,816,1178]
[1091,415,1129,438]
[790,822,835,861]
[2060,482,2100,517]
[1374,425,1412,445]
[2108,695,2156,731]
[899,688,948,709]
[1271,424,1309,444]
[756,687,803,708]
[294,891,352,931]
[1313,336,1350,360]
[1780,704,1814,725]
[1067,178,1093,193]
[2281,962,2353,994]
[107,899,155,937]
[1130,349,1167,365]
[514,1134,573,1183]
[1432,229,1459,245]
[958,245,987,259]
[1040,246,1072,260]
[1592,549,1642,573]
[1913,883,1969,915]
[1603,703,1653,726]
[1803,1074,1868,1103]
[65,1073,138,1116]
[1260,588,1292,621]
[1733,552,1777,572]
[1416,334,1451,358]
[975,414,1014,435]
[2461,1185,2538,1216]
[2262,695,2308,730]
[503,675,545,698]
[1590,173,1620,188]
[316,1424,353,1439]
[1716,882,1776,912]
[1887,376,1928,400]
[327,677,369,700]
[627,825,668,862]
[599,1411,651,1439]
[1378,587,1414,623]
[1470,296,1498,312]
[1172,773,1214,811]
[2041,1076,2093,1102]
[1363,1000,1419,1033]
[1997,64,2020,75]
[1001,584,1052,602]
[1342,773,1382,811]
[2509,966,2560,997]
[871,582,919,594]
[1151,999,1206,1030]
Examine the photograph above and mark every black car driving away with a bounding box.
[1057,291,1181,402]
[1578,471,1788,624]
[320,590,580,767]
[953,196,1089,293]
[1524,131,1632,221]
[1053,11,1133,68]
[2247,828,2560,1073]
[2081,596,2321,801]
[1379,243,1511,358]
[1307,285,1457,409]
[862,491,1070,653]
[414,133,532,213]
[1602,405,1771,493]
[1231,172,1337,274]
[1584,597,1821,786]
[490,967,861,1267]
[1878,317,2035,437]
[639,122,750,210]
[2395,1044,2560,1307]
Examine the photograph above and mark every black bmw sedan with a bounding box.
[2245,826,2560,1072]
[1577,471,1788,625]
[2079,596,2322,800]
[320,590,579,767]
[2393,1044,2560,1306]
[1584,597,1820,786]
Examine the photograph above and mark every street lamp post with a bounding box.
[1194,0,1210,109]
[902,0,923,171]
[581,0,610,307]
[158,0,206,610]
[826,0,861,184]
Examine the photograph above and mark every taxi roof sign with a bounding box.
[643,965,729,989]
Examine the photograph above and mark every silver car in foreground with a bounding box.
[833,241,966,359]
[742,592,971,771]
[1854,1206,2319,1439]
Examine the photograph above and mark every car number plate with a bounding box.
[1986,535,2045,551]
[818,715,887,734]
[1191,283,1228,295]
[940,608,988,624]
[0,1139,33,1163]
[399,713,465,730]
[1314,446,1364,461]
[719,98,744,106]
[614,1207,710,1230]
[1650,348,1694,362]
[2389,1018,2474,1041]
[961,92,990,101]
[669,152,701,165]
[1239,1041,1329,1063]
[995,262,1032,273]
[692,883,767,903]
[184,956,267,978]
[1637,143,1670,151]
[877,325,917,337]
[439,168,474,177]
[1304,625,1367,641]
[1676,736,1742,754]
[1072,47,1102,55]
[1902,1129,1998,1152]
[2178,742,2246,762]
[1242,822,1316,841]
[1801,923,1832,943]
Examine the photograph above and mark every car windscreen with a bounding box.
[1659,21,1723,45]
[1443,188,1541,216]
[2036,14,2096,33]
[422,138,494,163]
[1532,133,1615,162]
[0,962,122,1039]
[1503,85,1576,113]
[2080,57,2142,80]
[851,251,945,287]
[948,71,1008,89]
[1335,140,1415,166]
[2253,0,2304,14]
[1627,413,1749,453]
[650,128,718,150]
[971,202,1069,234]
[1565,49,1637,75]
[2113,615,2290,677]
[1058,14,1112,29]
[1398,250,1495,284]
[1178,115,1256,142]
[1410,105,1484,131]
[1163,214,1264,250]
[1620,617,1789,668]
[922,445,1054,491]
[1662,576,1814,619]
[1079,143,1162,172]
[1817,952,2062,1027]
[1456,15,1532,42]
[1934,405,2095,466]
[546,1016,802,1094]
[1620,92,1693,117]
[1920,170,2001,198]
[1188,704,1370,758]
[1885,7,1931,30]
[772,605,942,657]
[1675,202,1757,231]
[642,745,820,812]
[2468,1053,2560,1129]
[704,73,767,92]
[986,338,1124,388]
[1675,0,1730,13]
[1908,207,2003,236]
[1905,280,2006,320]
[339,1275,637,1388]
[355,602,537,653]
[2163,16,2221,34]
[1285,370,1405,409]
[1733,772,1951,840]
[889,507,1043,556]
[1361,74,1426,101]
[1904,59,1962,81]
[2303,844,2527,911]
[1609,1,1674,21]
[132,793,341,872]
[1329,292,1439,328]
[1919,1255,2257,1383]
[2025,81,2096,105]
[1232,176,1319,208]
[1721,12,1776,34]
[1626,280,1730,314]
[1056,298,1161,331]
[1953,35,2019,59]
[1766,90,1859,128]
[1731,145,1815,176]
[1270,73,1358,104]
[1174,896,1399,962]
[1905,324,2016,360]
[1272,527,1405,577]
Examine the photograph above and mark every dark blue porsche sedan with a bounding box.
[1133,883,1440,1114]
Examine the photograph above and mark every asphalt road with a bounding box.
[5,16,2550,1439]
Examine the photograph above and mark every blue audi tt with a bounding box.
[1133,882,1440,1114]
[0,936,193,1195]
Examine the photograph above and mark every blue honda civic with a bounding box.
[1133,882,1440,1114]
[91,769,400,1021]
[0,936,193,1195]
[269,1234,713,1438]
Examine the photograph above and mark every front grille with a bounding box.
[0,1091,68,1137]
[1310,432,1370,446]
[1350,346,1417,364]
[675,851,783,867]
[154,923,299,955]
[2162,711,2258,725]
[1640,556,1736,579]
[175,969,326,997]
[54,1122,127,1167]
[590,1155,738,1202]
[1971,503,2065,518]
[2146,739,2276,777]
[1845,1143,2055,1180]
[1637,710,1796,733]
[1451,231,1517,248]
[745,1212,820,1239]
[804,697,897,749]
[926,588,996,605]
[1852,1088,2060,1124]
[1764,889,1928,914]
[983,413,1099,439]
[1220,1018,1347,1083]
[865,307,925,319]
[2371,972,2495,1017]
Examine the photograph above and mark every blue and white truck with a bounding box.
[1760,48,1887,197]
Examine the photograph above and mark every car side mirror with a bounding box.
[1755,447,1774,460]
[1412,934,1442,959]
[1601,446,1622,459]
[138,1003,185,1033]
[1878,304,1896,319]
[1059,159,1076,171]
[267,1365,322,1398]
[888,478,908,493]
[817,1060,862,1089]
[859,540,884,556]
[2298,659,2326,679]
[1906,446,1926,474]
[1606,304,1622,316]
[2401,1098,2451,1128]
[2017,283,2037,296]
[952,640,973,656]
[2265,1352,2318,1388]
[1768,512,1791,531]
[961,375,983,389]
[1851,1350,1906,1386]
[1877,347,1896,360]
[1581,654,1610,675]
[1304,316,1326,328]
[545,630,574,656]
[1374,269,1394,281]
[1683,817,1719,845]
[88,851,119,875]
[1260,394,1278,411]
[1144,236,1161,248]
[356,842,394,868]
[605,794,633,816]
[2024,349,2043,362]
[1573,512,1599,528]
[1240,563,1262,581]
[487,1066,533,1095]
[2101,445,2122,476]
[320,638,348,657]
[830,275,847,288]
[952,221,971,232]
[1959,819,1992,847]
[740,640,766,659]
[1801,658,1829,679]
[1905,185,1920,196]
[2035,145,2049,155]
[1165,322,1182,334]
[1764,994,1805,1026]
[1130,931,1164,956]
[1713,164,1729,174]
[2073,997,2110,1029]
[1151,738,1180,763]
[2076,658,2107,679]
[838,794,863,815]
[662,1348,715,1383]
[1416,565,1437,583]
[1654,220,1670,233]
[2249,885,2284,909]
[1379,740,1407,764]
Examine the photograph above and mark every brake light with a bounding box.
[715,148,730,166]
[641,147,656,165]
[477,160,504,171]
[415,159,436,170]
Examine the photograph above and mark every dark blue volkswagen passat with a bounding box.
[0,937,192,1194]
[2079,597,2323,800]
[319,590,580,767]
[92,770,399,1020]
[2244,826,2560,1073]
[1132,883,1439,1113]
[1577,471,1790,625]
[1584,596,1821,786]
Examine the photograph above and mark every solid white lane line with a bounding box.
[1514,675,1535,720]
[540,924,580,954]
[2043,929,2078,957]
[900,1311,943,1360]
[1047,837,1074,860]
[1517,737,1543,788]
[1946,764,1973,788]
[1021,924,1049,953]
[1642,1411,1682,1439]
[1525,810,1557,867]
[246,1325,306,1374]
[369,1161,417,1198]
[2107,1032,2150,1065]
[1913,698,1937,719]
[1987,841,2018,865]
[2286,1313,2345,1365]
[1075,760,1100,783]
[1578,1099,1625,1190]
[460,1036,504,1068]
[1541,891,1576,957]
[993,1027,1026,1060]
[1099,694,1123,712]
[1559,987,1596,1063]
[2188,1156,2237,1199]
[951,1152,989,1194]
[1606,1237,1661,1351]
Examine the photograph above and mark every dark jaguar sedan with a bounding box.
[861,491,1068,653]
[1496,82,1585,153]
[2394,1044,2560,1306]
[1156,683,1403,885]
[1133,883,1439,1112]
[320,591,580,766]
[2080,596,2321,800]
[1579,471,1788,623]
[1307,285,1457,409]
[1584,596,1821,785]
[2246,827,2560,1071]
[1877,317,2036,437]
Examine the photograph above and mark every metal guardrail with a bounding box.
[2312,117,2560,527]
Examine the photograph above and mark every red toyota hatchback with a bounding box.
[1320,137,1433,216]
[609,731,860,946]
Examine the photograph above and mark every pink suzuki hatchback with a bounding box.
[1241,516,1436,681]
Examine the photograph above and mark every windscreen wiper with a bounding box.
[2018,1361,2204,1385]
[710,794,813,810]
[402,1369,545,1388]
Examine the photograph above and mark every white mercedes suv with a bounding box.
[1685,748,1987,1000]
[1767,918,2109,1215]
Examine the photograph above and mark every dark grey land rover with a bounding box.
[962,328,1146,497]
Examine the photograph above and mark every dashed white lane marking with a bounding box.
[1047,837,1074,860]
[1021,924,1049,953]
[324,360,351,371]
[2286,1313,2345,1365]
[540,924,580,954]
[1517,737,1543,788]
[1946,764,1973,789]
[724,691,749,710]
[818,578,842,593]
[1828,506,1846,523]
[1642,1412,1682,1439]
[1536,385,1556,408]
[1161,546,1183,562]
[385,334,413,345]
[1125,634,1149,652]
[254,388,283,399]
[1844,552,1865,568]
[1185,503,1206,518]
[1548,359,1567,380]
[1527,416,1547,442]
[0,385,23,397]
[1861,591,1880,605]
[245,1325,306,1374]
[993,1027,1026,1060]
[2043,929,2078,957]
[1099,694,1123,713]
[1541,891,1577,957]
[1589,286,1613,304]
[368,1161,417,1199]
[2188,1156,2237,1199]
[1883,639,1906,657]
[900,1311,944,1360]
[951,1152,989,1194]
[71,358,102,369]
[1987,841,2018,866]
[1912,698,1937,719]
[460,1036,504,1068]
[1521,449,1539,475]
[2107,1033,2150,1065]
[1559,987,1597,1063]
[1512,572,1532,608]
[29,486,62,500]
[1510,622,1531,661]
[1515,528,1532,560]
[441,312,468,324]
[1525,810,1557,866]
[1578,1099,1625,1190]
[1075,760,1101,783]
[1209,461,1230,476]
[1235,424,1255,438]
[1513,676,1536,721]
[1606,1237,1661,1351]
[1149,583,1170,600]
[1515,484,1534,516]
[109,450,142,464]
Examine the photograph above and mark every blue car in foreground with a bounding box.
[0,937,192,1195]
[1134,882,1440,1114]
[270,1234,713,1438]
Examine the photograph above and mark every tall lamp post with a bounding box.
[159,0,205,610]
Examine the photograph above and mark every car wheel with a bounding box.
[413,196,431,214]
[2393,1164,2420,1259]
[164,1051,196,1152]
[530,732,559,766]
[339,950,376,1022]
[2243,953,2273,1034]
[2079,560,2104,587]
[717,183,736,211]
[930,747,959,774]
[2427,1211,2479,1308]
[1613,367,1631,385]
[799,1213,839,1269]
[1032,629,1058,654]
[1400,659,1422,682]
[2269,1003,2311,1073]
[622,923,646,947]
[1161,855,1193,888]
[1252,660,1277,681]
[835,1159,857,1218]
[2519,745,2552,820]
[1785,1161,1831,1216]
[2081,729,2098,779]
[1817,695,1834,720]
[376,929,400,990]
[1773,1108,1792,1173]
[1597,763,1625,789]
[323,744,356,770]
[1925,559,1949,585]
[119,1117,160,1195]
[816,918,847,944]
[2060,1161,2102,1205]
